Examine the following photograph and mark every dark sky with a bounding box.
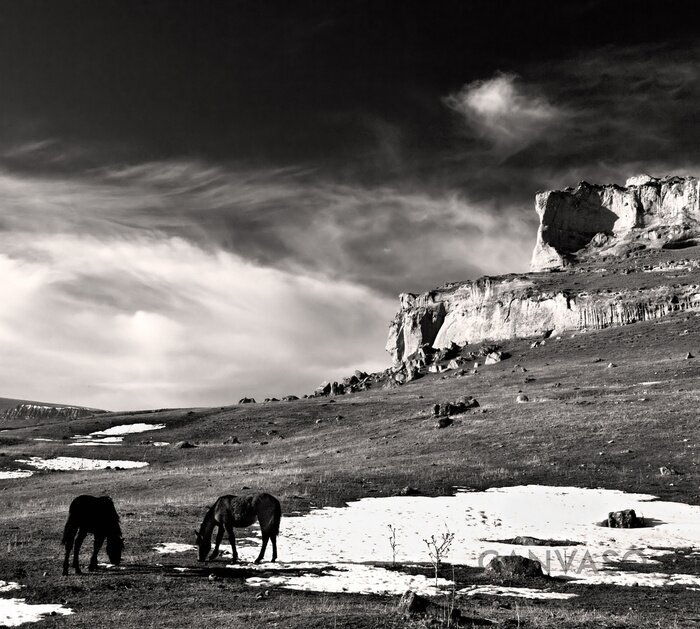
[1,1,699,408]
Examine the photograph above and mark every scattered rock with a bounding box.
[396,591,463,624]
[397,486,421,496]
[175,441,197,449]
[659,466,682,476]
[223,436,240,445]
[485,351,504,365]
[685,352,694,359]
[484,555,543,578]
[283,395,299,401]
[393,371,407,384]
[435,417,453,428]
[432,397,479,417]
[607,363,617,369]
[601,509,643,528]
[238,397,256,404]
[516,394,529,403]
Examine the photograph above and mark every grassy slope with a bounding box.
[1,310,700,628]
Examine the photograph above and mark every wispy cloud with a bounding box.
[0,158,534,409]
[444,73,564,153]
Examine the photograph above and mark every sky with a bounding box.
[1,0,699,410]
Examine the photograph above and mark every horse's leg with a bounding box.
[208,524,225,561]
[88,534,105,571]
[72,528,88,575]
[224,522,238,563]
[255,534,269,564]
[62,527,76,576]
[271,534,277,562]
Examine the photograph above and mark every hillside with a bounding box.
[2,176,700,628]
[1,308,699,628]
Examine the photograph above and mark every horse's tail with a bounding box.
[61,515,74,546]
[255,494,281,537]
[269,497,282,537]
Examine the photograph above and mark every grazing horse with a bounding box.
[62,495,124,575]
[195,493,281,564]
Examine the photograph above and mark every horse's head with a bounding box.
[106,535,124,565]
[195,528,210,562]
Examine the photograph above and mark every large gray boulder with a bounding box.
[484,555,543,578]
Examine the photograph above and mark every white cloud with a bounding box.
[445,73,563,151]
[0,234,395,410]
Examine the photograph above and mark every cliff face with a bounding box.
[386,175,700,366]
[531,175,700,271]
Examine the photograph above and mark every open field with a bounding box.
[1,310,700,627]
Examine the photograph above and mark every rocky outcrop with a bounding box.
[387,277,700,365]
[531,175,700,271]
[386,175,700,367]
[0,403,103,424]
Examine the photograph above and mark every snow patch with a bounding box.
[459,585,578,600]
[69,423,166,446]
[154,543,195,554]
[0,582,22,594]
[246,563,449,596]
[158,485,700,595]
[0,470,34,480]
[15,456,148,471]
[91,423,166,437]
[0,599,73,626]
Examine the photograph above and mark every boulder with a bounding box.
[433,397,480,417]
[175,441,197,449]
[396,591,462,624]
[283,395,299,401]
[516,394,529,403]
[484,555,543,578]
[354,370,368,380]
[484,351,504,365]
[238,397,256,404]
[602,509,643,528]
[393,371,407,384]
[436,417,453,428]
[223,436,240,444]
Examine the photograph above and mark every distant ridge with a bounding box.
[0,397,106,426]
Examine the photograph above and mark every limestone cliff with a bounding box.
[531,175,700,271]
[387,174,700,367]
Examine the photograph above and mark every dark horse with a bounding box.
[62,495,124,575]
[195,494,281,563]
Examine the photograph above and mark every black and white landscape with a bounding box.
[1,2,700,628]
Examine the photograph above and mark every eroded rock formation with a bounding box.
[387,175,700,367]
[531,175,700,271]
